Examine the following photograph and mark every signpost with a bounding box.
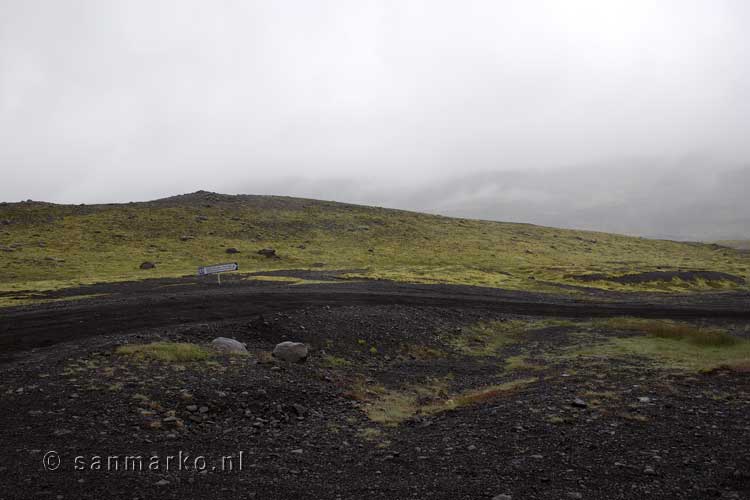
[198,262,239,284]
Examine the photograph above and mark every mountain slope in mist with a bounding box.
[0,191,748,305]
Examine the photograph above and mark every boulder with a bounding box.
[572,398,587,408]
[272,341,308,363]
[257,248,277,258]
[139,261,156,270]
[226,247,241,254]
[211,337,248,354]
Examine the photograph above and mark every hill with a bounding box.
[0,191,748,305]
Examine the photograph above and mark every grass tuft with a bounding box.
[363,377,537,426]
[451,378,538,406]
[599,318,739,347]
[505,355,545,372]
[116,342,211,362]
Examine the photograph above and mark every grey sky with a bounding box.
[1,0,749,239]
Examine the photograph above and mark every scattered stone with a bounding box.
[155,479,170,486]
[257,248,277,258]
[493,495,512,500]
[272,341,309,363]
[638,397,652,403]
[139,261,156,270]
[180,235,195,241]
[186,405,198,412]
[211,337,248,354]
[289,403,306,417]
[644,466,656,475]
[225,247,240,254]
[291,449,303,454]
[572,398,588,408]
[567,492,583,499]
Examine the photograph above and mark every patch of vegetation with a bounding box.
[571,334,750,373]
[579,390,619,409]
[357,427,386,441]
[450,378,538,407]
[243,275,342,286]
[445,316,750,375]
[505,355,545,372]
[446,320,528,356]
[116,342,212,362]
[0,292,108,308]
[363,377,537,426]
[447,318,576,356]
[400,344,447,360]
[320,354,354,368]
[597,318,740,347]
[1,193,748,302]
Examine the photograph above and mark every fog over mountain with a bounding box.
[1,1,749,240]
[243,160,750,241]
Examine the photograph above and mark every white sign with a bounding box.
[198,262,239,276]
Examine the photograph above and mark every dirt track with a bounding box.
[2,273,749,359]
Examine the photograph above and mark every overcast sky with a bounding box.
[1,0,749,240]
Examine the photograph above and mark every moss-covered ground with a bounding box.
[1,191,748,305]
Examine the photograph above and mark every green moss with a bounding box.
[445,320,526,356]
[505,355,545,371]
[320,355,354,368]
[446,318,573,356]
[573,336,750,372]
[1,196,748,302]
[116,342,211,362]
[596,317,740,347]
[364,377,537,426]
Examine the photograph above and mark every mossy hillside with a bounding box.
[1,193,748,299]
